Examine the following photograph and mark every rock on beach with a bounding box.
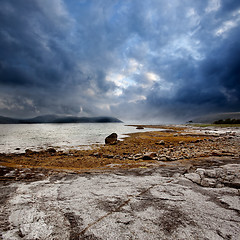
[105,133,118,145]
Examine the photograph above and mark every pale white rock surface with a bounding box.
[1,163,240,240]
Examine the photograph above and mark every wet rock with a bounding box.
[136,126,144,129]
[105,133,118,145]
[25,149,34,155]
[142,152,156,160]
[47,148,57,154]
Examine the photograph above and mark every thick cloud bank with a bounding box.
[0,0,239,121]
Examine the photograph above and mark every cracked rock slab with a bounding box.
[0,165,240,240]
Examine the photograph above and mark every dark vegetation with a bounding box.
[189,112,240,124]
[214,118,240,124]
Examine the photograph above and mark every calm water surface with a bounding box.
[0,123,157,153]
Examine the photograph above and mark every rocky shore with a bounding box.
[0,125,239,239]
[1,125,240,172]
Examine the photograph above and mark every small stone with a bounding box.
[47,148,57,154]
[224,175,235,181]
[192,139,201,143]
[93,152,100,157]
[159,156,168,161]
[164,156,174,161]
[195,168,206,178]
[204,169,217,178]
[216,183,224,188]
[5,170,17,177]
[184,173,201,184]
[200,178,216,187]
[142,152,156,160]
[173,173,181,178]
[25,149,34,155]
[156,140,165,145]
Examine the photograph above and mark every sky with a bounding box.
[0,0,239,122]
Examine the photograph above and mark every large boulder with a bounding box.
[105,133,118,145]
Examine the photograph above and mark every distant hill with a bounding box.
[189,112,240,123]
[0,115,122,124]
[0,116,20,124]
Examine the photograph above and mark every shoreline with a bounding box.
[0,124,239,178]
[0,123,159,155]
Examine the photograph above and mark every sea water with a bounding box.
[0,123,157,153]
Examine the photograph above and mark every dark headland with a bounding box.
[0,115,122,124]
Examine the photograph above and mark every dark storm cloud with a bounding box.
[130,0,240,120]
[0,0,117,117]
[0,0,239,121]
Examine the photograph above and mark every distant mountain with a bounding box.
[0,116,20,124]
[0,115,122,124]
[189,112,240,123]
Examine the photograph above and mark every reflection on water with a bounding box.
[0,123,157,153]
